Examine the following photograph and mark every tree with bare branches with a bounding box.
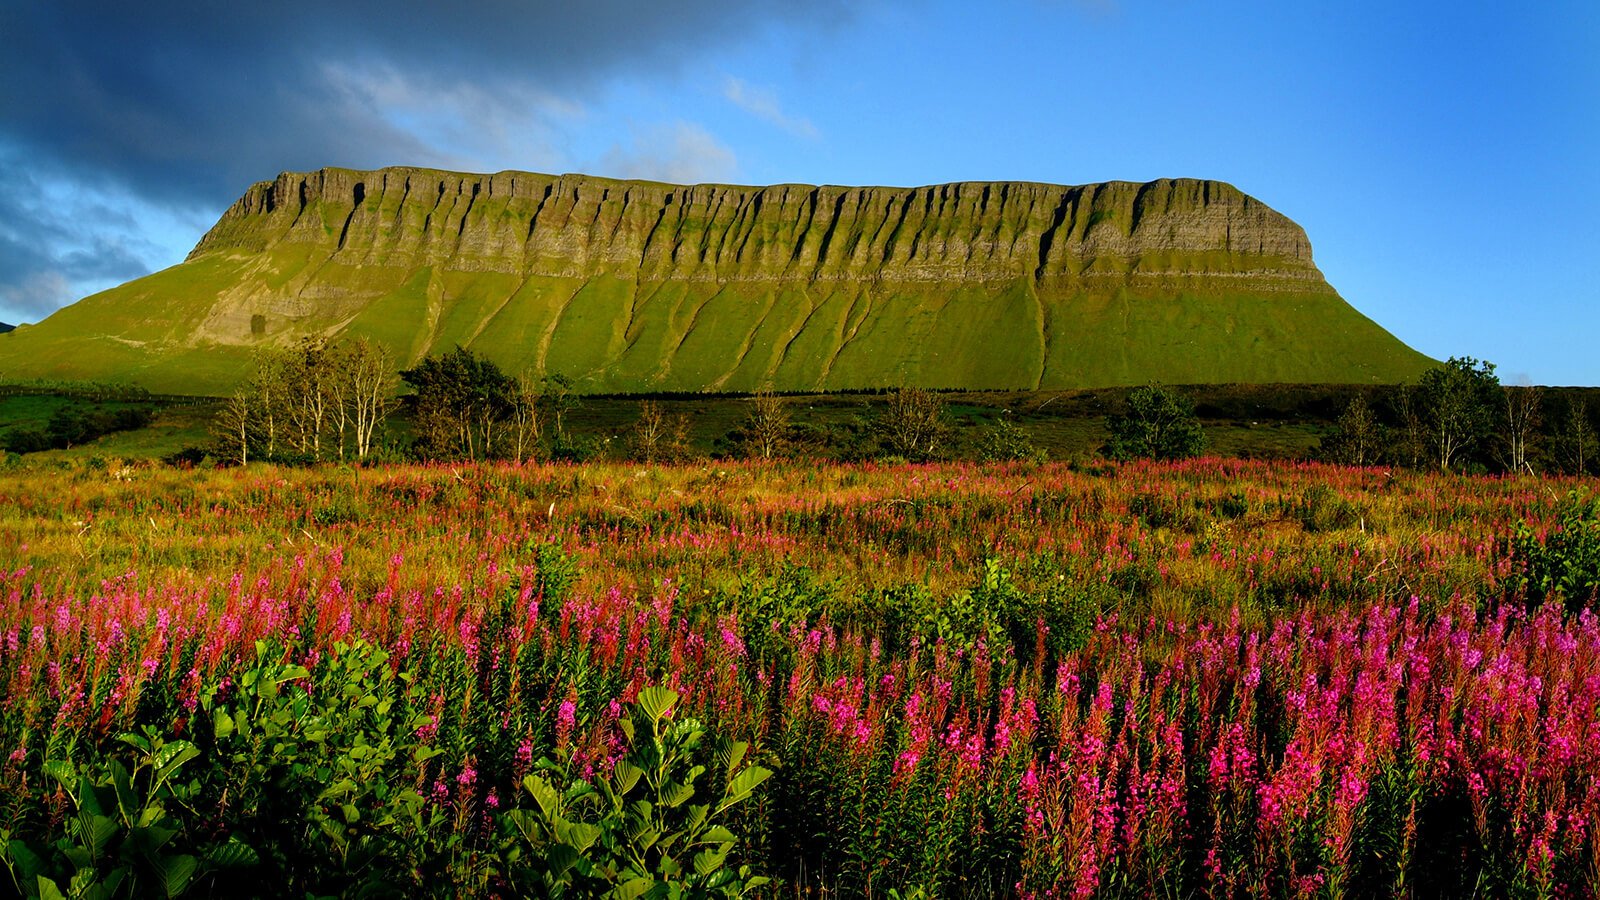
[877,387,950,461]
[1500,384,1543,474]
[742,390,790,460]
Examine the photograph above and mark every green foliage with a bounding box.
[885,558,1098,657]
[1,730,254,899]
[1513,492,1600,614]
[1105,385,1205,461]
[1418,356,1500,471]
[199,640,440,897]
[534,542,581,615]
[1,404,152,455]
[401,346,516,461]
[1298,484,1362,533]
[503,687,771,898]
[976,417,1041,463]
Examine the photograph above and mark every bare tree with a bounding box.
[212,390,255,465]
[878,387,950,461]
[1500,384,1543,474]
[279,338,332,460]
[631,400,689,463]
[251,349,285,458]
[1556,399,1597,476]
[1325,394,1379,466]
[1387,385,1427,469]
[542,373,580,442]
[345,339,394,460]
[743,390,790,459]
[508,370,543,464]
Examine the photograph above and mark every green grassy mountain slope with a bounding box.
[0,167,1432,394]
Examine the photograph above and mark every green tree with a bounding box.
[1105,385,1205,461]
[400,346,515,461]
[1418,356,1500,471]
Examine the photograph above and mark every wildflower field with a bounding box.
[1,458,1597,898]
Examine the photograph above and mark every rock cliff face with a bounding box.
[0,167,1430,394]
[195,168,1321,289]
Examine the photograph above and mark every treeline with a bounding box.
[1320,357,1598,475]
[201,346,1599,473]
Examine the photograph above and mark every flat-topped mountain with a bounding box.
[0,167,1431,394]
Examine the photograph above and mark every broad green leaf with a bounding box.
[635,687,678,724]
[83,814,120,855]
[683,804,707,834]
[716,766,772,812]
[35,876,67,900]
[699,825,735,845]
[713,738,748,773]
[660,781,695,808]
[204,840,259,869]
[615,876,655,900]
[692,848,728,877]
[612,760,643,795]
[544,842,579,877]
[525,775,562,821]
[154,742,199,783]
[5,839,44,882]
[159,854,197,898]
[557,820,601,852]
[109,761,136,819]
[41,760,76,791]
[77,776,107,816]
[212,708,234,740]
[128,823,178,853]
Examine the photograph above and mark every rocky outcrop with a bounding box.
[193,168,1326,294]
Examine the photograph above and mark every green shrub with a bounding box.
[2,730,255,899]
[1299,484,1360,533]
[1513,491,1600,614]
[503,687,770,898]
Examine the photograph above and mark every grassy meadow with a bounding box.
[1,456,1597,897]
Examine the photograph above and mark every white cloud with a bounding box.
[600,123,739,185]
[722,77,820,139]
[319,62,583,174]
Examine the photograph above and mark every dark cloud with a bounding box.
[0,151,171,317]
[0,0,849,320]
[2,1,846,204]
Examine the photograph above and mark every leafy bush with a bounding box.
[503,687,770,897]
[1299,484,1361,533]
[976,418,1040,463]
[199,641,441,897]
[1,730,254,900]
[1513,491,1600,614]
[1104,385,1204,461]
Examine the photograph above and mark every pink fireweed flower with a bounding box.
[556,691,578,749]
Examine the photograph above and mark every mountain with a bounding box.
[0,322,14,334]
[0,166,1432,394]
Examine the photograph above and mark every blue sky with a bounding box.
[3,0,1596,383]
